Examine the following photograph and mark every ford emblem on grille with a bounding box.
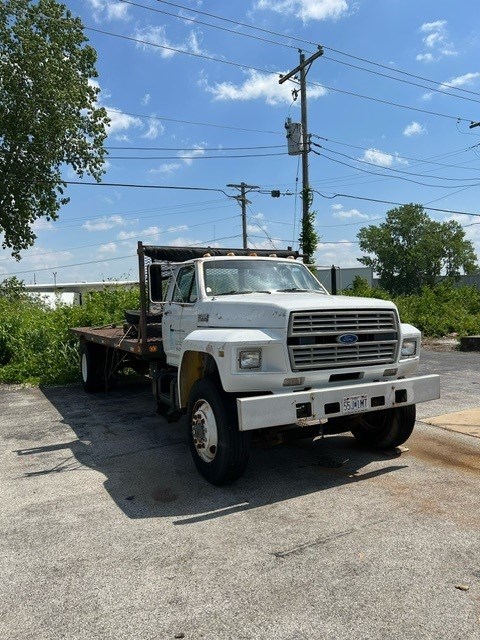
[337,333,358,344]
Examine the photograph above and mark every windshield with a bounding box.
[202,259,327,297]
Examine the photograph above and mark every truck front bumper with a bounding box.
[236,374,440,432]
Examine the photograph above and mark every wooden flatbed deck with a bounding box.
[71,325,164,358]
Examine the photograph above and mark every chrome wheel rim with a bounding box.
[81,352,88,383]
[191,399,218,463]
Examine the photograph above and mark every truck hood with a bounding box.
[201,293,397,329]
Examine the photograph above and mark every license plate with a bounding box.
[342,394,369,413]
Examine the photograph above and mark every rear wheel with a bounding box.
[187,378,251,485]
[351,405,416,449]
[80,341,117,393]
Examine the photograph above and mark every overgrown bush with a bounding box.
[343,277,480,337]
[0,285,139,386]
[1,275,480,386]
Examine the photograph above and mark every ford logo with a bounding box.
[336,333,358,344]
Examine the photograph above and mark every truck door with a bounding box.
[164,265,198,363]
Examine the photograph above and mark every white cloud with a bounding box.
[32,218,55,232]
[117,226,161,241]
[83,215,126,232]
[12,248,74,272]
[314,242,362,268]
[105,108,143,135]
[141,116,165,140]
[331,204,343,211]
[150,163,182,175]
[416,53,434,63]
[445,214,480,259]
[170,236,204,247]
[98,242,117,253]
[416,19,457,62]
[421,20,447,33]
[168,224,189,233]
[141,93,151,106]
[256,0,351,22]
[86,0,130,22]
[403,121,427,137]
[361,148,394,167]
[201,69,327,106]
[440,72,480,90]
[178,144,206,166]
[332,208,369,220]
[133,25,207,59]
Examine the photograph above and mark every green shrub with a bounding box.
[342,279,480,337]
[0,285,139,385]
[1,278,480,386]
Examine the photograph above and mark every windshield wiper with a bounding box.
[276,288,311,292]
[214,289,272,296]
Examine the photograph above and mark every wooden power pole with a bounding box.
[279,48,323,253]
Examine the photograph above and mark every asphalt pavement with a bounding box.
[0,347,479,640]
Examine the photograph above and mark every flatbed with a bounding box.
[70,324,164,358]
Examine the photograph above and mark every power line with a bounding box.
[85,25,270,73]
[106,151,288,160]
[313,149,480,189]
[104,108,283,135]
[311,135,480,172]
[154,0,480,103]
[306,79,471,123]
[321,54,480,106]
[85,25,476,124]
[2,234,243,277]
[105,144,284,151]
[49,203,236,231]
[0,215,239,262]
[119,0,299,50]
[313,142,480,183]
[313,191,480,218]
[24,179,232,195]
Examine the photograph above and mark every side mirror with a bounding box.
[148,263,164,302]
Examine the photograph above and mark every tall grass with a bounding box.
[0,286,139,385]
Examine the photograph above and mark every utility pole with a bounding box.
[279,47,323,255]
[52,271,57,289]
[226,182,260,249]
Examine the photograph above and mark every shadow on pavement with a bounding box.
[16,381,408,523]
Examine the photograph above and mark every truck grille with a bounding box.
[288,310,399,371]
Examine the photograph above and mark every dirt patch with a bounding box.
[422,337,459,352]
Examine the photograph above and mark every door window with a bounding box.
[172,266,197,303]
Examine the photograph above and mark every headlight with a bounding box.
[401,338,417,357]
[238,349,262,369]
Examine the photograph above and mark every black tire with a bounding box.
[80,341,117,393]
[351,405,416,449]
[187,378,251,485]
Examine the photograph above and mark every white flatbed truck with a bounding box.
[71,242,440,485]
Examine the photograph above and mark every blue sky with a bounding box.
[3,0,480,284]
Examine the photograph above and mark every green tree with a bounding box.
[0,0,109,257]
[0,275,26,300]
[299,187,320,266]
[357,204,478,295]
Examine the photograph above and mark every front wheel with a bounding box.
[187,378,251,485]
[351,405,416,449]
